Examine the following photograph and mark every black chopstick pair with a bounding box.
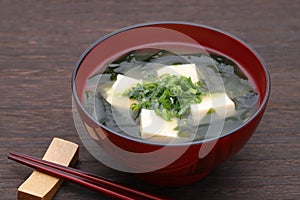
[8,152,165,200]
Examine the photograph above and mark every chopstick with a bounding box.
[8,152,165,200]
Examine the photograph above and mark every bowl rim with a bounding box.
[72,21,271,146]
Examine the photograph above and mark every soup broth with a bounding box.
[83,48,259,143]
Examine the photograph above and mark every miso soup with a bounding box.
[83,48,259,143]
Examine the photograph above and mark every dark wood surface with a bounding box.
[1,0,299,199]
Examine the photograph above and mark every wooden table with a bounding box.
[1,1,299,199]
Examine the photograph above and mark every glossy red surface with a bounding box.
[72,22,270,186]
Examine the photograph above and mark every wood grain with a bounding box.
[1,0,299,199]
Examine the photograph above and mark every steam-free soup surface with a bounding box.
[83,48,259,143]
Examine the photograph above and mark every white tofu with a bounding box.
[140,109,178,138]
[104,88,136,109]
[210,93,235,118]
[191,93,235,124]
[112,74,142,94]
[190,96,212,124]
[103,74,141,110]
[157,63,200,83]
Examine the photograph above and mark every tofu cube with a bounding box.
[190,96,212,124]
[112,74,142,94]
[103,74,141,110]
[157,63,200,83]
[210,93,235,118]
[191,93,235,124]
[140,109,178,138]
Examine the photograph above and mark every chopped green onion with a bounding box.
[123,74,207,121]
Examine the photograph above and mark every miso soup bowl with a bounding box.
[72,22,270,186]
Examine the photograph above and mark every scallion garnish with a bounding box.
[123,74,207,121]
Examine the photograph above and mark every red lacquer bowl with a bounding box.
[72,22,270,186]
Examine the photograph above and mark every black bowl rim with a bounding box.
[71,21,271,147]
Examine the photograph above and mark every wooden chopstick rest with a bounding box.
[17,137,79,200]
